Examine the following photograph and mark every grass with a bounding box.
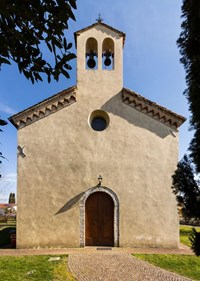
[180,225,200,247]
[132,225,200,280]
[133,254,200,280]
[0,255,75,281]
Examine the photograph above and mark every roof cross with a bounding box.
[96,13,103,23]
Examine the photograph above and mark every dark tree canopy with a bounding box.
[0,118,7,132]
[172,154,200,219]
[0,0,77,83]
[177,0,200,172]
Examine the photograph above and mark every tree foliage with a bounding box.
[8,192,15,204]
[172,154,200,219]
[0,118,7,132]
[0,0,77,83]
[189,228,200,256]
[177,0,200,172]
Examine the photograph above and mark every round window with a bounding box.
[91,117,107,131]
[89,110,109,131]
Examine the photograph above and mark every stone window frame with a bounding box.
[89,110,110,132]
[79,186,119,247]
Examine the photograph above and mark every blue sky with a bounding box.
[0,0,192,202]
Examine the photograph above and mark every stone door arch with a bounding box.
[80,186,119,247]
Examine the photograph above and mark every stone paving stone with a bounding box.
[68,253,193,281]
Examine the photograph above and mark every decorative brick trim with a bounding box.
[9,86,77,129]
[79,186,119,247]
[122,88,186,129]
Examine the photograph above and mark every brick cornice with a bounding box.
[9,85,77,129]
[122,88,186,129]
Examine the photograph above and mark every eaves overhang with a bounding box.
[9,85,77,130]
[122,88,186,130]
[74,22,126,48]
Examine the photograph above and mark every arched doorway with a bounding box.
[85,192,114,246]
[79,186,119,247]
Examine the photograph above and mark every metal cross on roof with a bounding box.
[96,14,103,23]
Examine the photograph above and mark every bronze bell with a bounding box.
[87,50,96,69]
[87,58,96,69]
[104,51,112,67]
[104,57,111,66]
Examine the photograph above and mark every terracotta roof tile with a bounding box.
[122,88,186,129]
[9,85,77,129]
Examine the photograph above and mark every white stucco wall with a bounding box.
[16,90,179,248]
[16,24,179,249]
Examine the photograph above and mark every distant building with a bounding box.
[0,203,17,215]
[10,21,185,249]
[0,204,6,216]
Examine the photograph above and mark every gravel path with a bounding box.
[68,253,193,281]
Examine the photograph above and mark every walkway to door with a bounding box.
[68,253,193,281]
[0,244,193,280]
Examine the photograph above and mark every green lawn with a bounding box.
[132,225,200,280]
[0,255,75,281]
[180,225,200,247]
[133,254,200,280]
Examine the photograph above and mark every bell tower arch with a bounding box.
[102,38,114,70]
[86,37,98,70]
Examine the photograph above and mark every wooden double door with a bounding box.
[85,192,114,246]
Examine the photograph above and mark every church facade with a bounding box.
[10,21,185,249]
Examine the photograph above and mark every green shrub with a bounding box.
[0,226,16,246]
[189,228,200,256]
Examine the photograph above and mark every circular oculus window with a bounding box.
[89,110,109,131]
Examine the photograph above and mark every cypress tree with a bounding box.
[177,0,200,172]
[8,193,15,204]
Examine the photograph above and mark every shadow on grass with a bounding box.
[0,226,16,248]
